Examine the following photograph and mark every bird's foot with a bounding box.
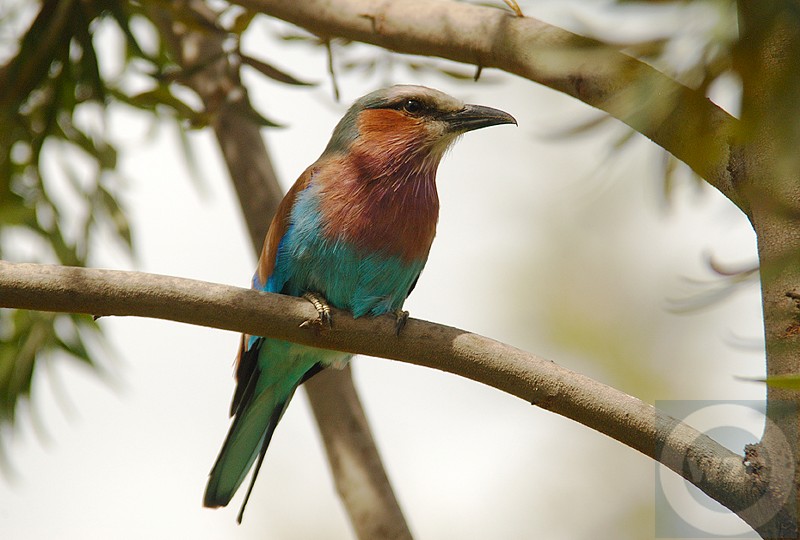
[393,309,409,336]
[300,292,332,329]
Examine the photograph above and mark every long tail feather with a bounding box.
[204,385,285,509]
[235,396,293,523]
[204,341,324,520]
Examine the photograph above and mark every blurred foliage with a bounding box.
[0,0,310,429]
[0,311,102,426]
[0,0,140,428]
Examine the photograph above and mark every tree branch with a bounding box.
[733,4,800,537]
[236,0,745,212]
[0,260,768,528]
[304,365,413,540]
[150,3,413,536]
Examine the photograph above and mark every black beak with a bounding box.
[442,104,517,133]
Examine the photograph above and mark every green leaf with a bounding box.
[278,32,320,44]
[123,86,201,123]
[173,116,208,194]
[0,311,52,424]
[104,2,150,61]
[240,54,314,86]
[97,183,133,249]
[748,375,800,390]
[228,98,283,128]
[69,1,106,104]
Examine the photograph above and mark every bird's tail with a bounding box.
[203,337,323,523]
[203,377,296,521]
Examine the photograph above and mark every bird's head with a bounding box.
[323,85,516,171]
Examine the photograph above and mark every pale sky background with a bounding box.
[1,2,767,539]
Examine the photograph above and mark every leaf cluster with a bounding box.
[0,0,312,428]
[0,0,140,428]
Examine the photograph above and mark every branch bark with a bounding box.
[735,4,800,537]
[304,365,412,540]
[0,260,774,531]
[149,3,412,537]
[235,0,744,213]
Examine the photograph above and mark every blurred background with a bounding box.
[0,1,765,538]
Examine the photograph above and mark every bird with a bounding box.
[203,84,516,522]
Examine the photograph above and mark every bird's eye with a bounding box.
[402,99,424,115]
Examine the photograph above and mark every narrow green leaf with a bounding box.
[104,2,150,60]
[70,2,106,104]
[124,87,200,122]
[228,99,283,128]
[240,54,314,86]
[278,33,319,43]
[173,117,208,194]
[738,374,800,390]
[97,184,133,249]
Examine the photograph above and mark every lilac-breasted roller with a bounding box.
[204,85,516,521]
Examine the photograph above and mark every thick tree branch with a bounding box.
[237,0,745,212]
[735,4,800,537]
[0,260,772,529]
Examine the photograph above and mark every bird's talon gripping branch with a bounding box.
[394,310,409,336]
[301,291,332,329]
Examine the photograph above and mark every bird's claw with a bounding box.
[394,309,409,336]
[300,292,332,329]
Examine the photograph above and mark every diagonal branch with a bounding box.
[236,0,745,212]
[0,260,771,530]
